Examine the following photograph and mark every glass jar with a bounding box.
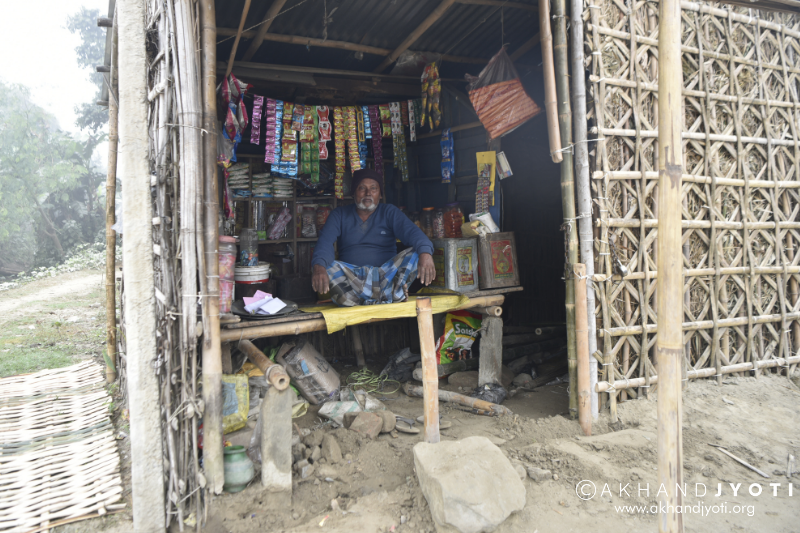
[316,205,332,233]
[411,212,421,230]
[433,208,446,239]
[421,207,434,238]
[238,228,259,266]
[444,203,464,238]
[218,236,238,314]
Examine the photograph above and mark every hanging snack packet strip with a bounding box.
[400,100,409,126]
[420,65,431,128]
[356,107,366,143]
[362,106,372,139]
[291,104,304,131]
[250,95,263,145]
[368,106,383,179]
[333,107,345,199]
[379,104,392,138]
[318,105,331,160]
[346,106,361,172]
[269,100,284,170]
[396,130,409,182]
[407,99,416,142]
[264,98,278,163]
[441,128,454,183]
[428,63,441,129]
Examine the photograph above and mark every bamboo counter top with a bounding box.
[219,286,523,342]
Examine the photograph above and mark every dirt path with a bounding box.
[0,270,103,325]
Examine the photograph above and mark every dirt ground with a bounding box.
[6,271,799,533]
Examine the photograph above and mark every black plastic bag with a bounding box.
[379,347,421,383]
[469,383,507,404]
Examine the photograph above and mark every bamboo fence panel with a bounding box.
[0,362,122,533]
[586,0,800,402]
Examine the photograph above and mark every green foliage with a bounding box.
[66,7,108,133]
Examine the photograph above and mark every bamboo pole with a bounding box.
[574,264,591,436]
[118,0,166,529]
[656,0,685,529]
[571,0,598,417]
[199,0,224,496]
[224,0,252,78]
[552,0,579,418]
[596,355,800,392]
[236,340,290,390]
[104,19,118,385]
[416,297,440,444]
[539,0,562,163]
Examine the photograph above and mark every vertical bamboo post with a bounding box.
[574,264,591,435]
[416,297,440,444]
[118,0,166,529]
[199,0,224,496]
[539,0,562,163]
[104,19,119,385]
[552,0,579,418]
[657,0,685,531]
[571,0,598,417]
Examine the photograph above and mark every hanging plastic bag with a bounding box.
[466,47,541,139]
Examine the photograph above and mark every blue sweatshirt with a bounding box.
[311,203,434,268]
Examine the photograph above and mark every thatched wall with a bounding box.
[586,0,800,400]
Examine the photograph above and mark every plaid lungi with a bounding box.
[327,248,419,306]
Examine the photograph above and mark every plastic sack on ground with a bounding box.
[276,339,340,405]
[469,383,508,405]
[466,47,542,139]
[221,374,249,434]
[379,347,421,383]
[435,310,482,365]
[318,401,362,427]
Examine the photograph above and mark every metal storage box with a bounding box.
[430,238,479,293]
[478,232,520,289]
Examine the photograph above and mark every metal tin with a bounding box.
[478,232,520,289]
[430,238,479,293]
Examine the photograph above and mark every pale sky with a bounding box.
[0,0,109,142]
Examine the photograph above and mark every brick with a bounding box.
[349,412,383,439]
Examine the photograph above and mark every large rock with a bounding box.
[447,371,479,389]
[349,412,383,439]
[413,436,525,533]
[321,434,342,463]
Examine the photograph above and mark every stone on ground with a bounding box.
[413,436,525,533]
[512,373,533,387]
[374,410,396,433]
[321,434,342,463]
[447,371,479,389]
[526,466,552,482]
[349,412,383,439]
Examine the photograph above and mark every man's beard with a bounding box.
[356,199,378,212]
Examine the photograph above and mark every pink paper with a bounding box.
[243,290,270,306]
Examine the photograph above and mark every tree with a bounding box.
[0,83,85,268]
[67,7,108,133]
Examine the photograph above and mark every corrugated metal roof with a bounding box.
[216,0,539,78]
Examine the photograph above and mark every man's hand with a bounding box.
[312,264,330,294]
[418,253,436,286]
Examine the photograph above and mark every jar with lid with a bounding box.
[239,228,259,266]
[218,236,238,313]
[421,207,435,238]
[433,208,446,238]
[444,203,464,238]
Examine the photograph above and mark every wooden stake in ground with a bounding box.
[104,20,118,385]
[416,297,440,443]
[574,264,591,436]
[656,0,685,531]
[552,0,579,418]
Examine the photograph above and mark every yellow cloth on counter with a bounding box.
[300,293,471,334]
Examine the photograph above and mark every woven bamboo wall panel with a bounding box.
[586,0,800,400]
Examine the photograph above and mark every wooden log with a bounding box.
[403,383,512,416]
[416,297,440,444]
[574,264,591,436]
[104,19,118,385]
[503,333,563,346]
[476,306,502,316]
[539,0,561,162]
[237,340,290,390]
[502,338,566,362]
